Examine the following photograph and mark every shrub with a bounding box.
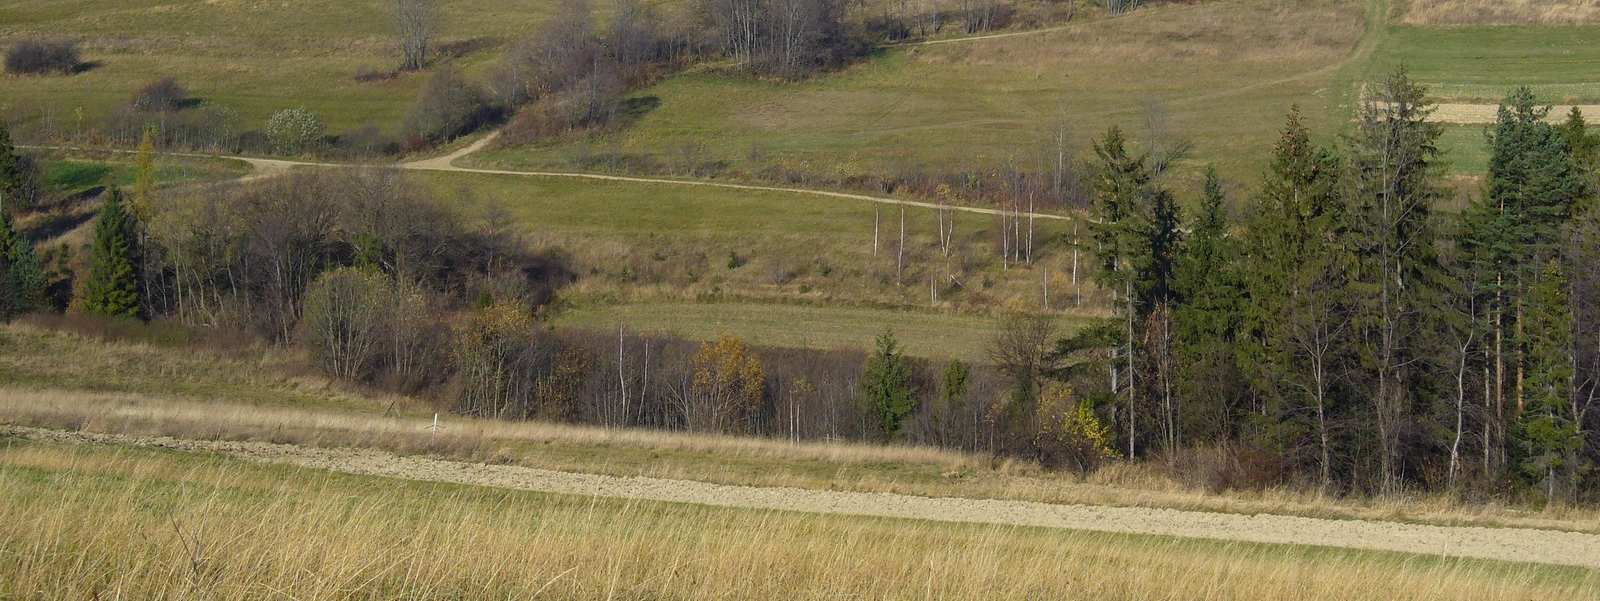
[689,336,765,434]
[5,39,80,75]
[402,66,493,144]
[129,77,190,112]
[1032,383,1118,473]
[264,108,326,155]
[301,268,390,381]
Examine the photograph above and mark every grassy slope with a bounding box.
[35,150,251,194]
[472,0,1369,190]
[553,302,1088,362]
[424,170,1101,352]
[0,0,563,134]
[4,440,1591,599]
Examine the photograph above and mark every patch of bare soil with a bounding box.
[10,425,1600,569]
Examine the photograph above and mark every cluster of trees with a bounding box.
[700,0,866,78]
[1047,72,1598,501]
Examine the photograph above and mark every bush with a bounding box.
[402,66,493,144]
[5,39,80,75]
[264,108,326,155]
[300,268,390,381]
[1031,383,1118,473]
[129,77,190,112]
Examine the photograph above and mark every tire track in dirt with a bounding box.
[10,425,1600,570]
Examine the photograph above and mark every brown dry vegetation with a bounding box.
[1,440,1594,600]
[7,386,1600,535]
[1398,0,1600,25]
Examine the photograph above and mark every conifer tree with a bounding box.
[860,330,916,440]
[1515,261,1584,501]
[79,190,143,318]
[1173,168,1244,441]
[0,123,33,212]
[1,210,46,317]
[1343,68,1449,493]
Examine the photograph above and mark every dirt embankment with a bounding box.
[9,426,1600,570]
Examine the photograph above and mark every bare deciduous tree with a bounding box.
[395,0,441,71]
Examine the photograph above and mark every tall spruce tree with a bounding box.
[79,190,143,318]
[1173,169,1246,441]
[1089,126,1183,456]
[1515,261,1584,501]
[1240,107,1345,462]
[1343,68,1449,494]
[0,123,32,212]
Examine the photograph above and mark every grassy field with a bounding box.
[33,149,250,195]
[1367,23,1600,103]
[471,0,1369,190]
[422,170,1098,322]
[554,302,1091,362]
[0,0,565,135]
[1,438,1593,599]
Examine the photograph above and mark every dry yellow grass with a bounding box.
[1,440,1593,600]
[6,386,1600,535]
[1398,0,1600,25]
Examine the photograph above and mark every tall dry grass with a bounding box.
[5,386,1599,534]
[1,441,1593,600]
[1399,0,1600,25]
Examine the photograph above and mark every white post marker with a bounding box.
[429,413,440,434]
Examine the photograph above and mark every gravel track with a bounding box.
[9,426,1600,570]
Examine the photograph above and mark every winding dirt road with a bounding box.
[11,425,1600,570]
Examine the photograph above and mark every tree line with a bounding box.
[1039,71,1600,502]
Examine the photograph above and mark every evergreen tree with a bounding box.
[1239,107,1345,461]
[1343,68,1450,493]
[1515,261,1584,501]
[0,122,33,212]
[0,210,46,317]
[1460,88,1589,478]
[860,330,916,440]
[78,190,143,318]
[1559,107,1599,186]
[1088,126,1184,456]
[1173,168,1245,442]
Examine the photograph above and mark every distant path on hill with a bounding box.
[14,426,1600,570]
[22,139,1075,223]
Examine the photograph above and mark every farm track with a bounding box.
[9,425,1600,570]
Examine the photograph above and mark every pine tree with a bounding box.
[860,330,916,441]
[79,190,143,318]
[1515,261,1583,501]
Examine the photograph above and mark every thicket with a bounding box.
[4,39,80,75]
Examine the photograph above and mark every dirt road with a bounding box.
[1431,103,1600,125]
[10,425,1600,570]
